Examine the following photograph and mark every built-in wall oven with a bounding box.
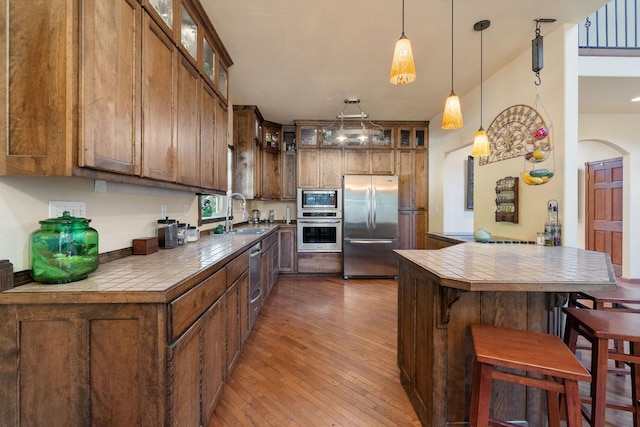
[297,188,342,253]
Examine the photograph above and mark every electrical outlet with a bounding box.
[49,201,86,218]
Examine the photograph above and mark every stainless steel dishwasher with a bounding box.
[249,242,262,329]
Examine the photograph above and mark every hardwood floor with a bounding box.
[209,276,636,427]
[209,276,421,426]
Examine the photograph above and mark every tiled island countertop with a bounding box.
[397,243,617,292]
[0,224,280,304]
[396,243,616,427]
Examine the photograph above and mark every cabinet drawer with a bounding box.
[226,250,249,286]
[170,269,226,341]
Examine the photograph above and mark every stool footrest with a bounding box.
[492,370,566,394]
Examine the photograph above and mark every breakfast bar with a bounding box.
[395,243,616,427]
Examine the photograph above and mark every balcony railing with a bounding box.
[579,0,640,53]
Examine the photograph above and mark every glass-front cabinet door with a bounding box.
[218,62,228,100]
[202,36,215,85]
[371,128,393,148]
[180,3,198,60]
[148,0,173,33]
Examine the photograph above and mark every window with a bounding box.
[198,147,233,225]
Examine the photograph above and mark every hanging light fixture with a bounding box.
[441,0,463,130]
[471,20,491,157]
[389,0,416,85]
[325,99,384,145]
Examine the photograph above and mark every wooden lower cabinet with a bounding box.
[398,210,427,249]
[0,248,255,427]
[260,232,279,300]
[297,252,342,274]
[278,225,297,273]
[169,298,224,427]
[0,303,164,427]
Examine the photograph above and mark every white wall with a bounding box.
[429,23,640,280]
[442,147,474,233]
[430,25,572,243]
[0,177,201,271]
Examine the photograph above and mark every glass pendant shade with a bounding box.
[472,127,491,157]
[389,35,417,85]
[441,91,464,129]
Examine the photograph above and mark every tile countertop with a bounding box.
[396,243,617,292]
[0,224,280,305]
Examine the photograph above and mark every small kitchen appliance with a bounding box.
[30,211,99,284]
[157,217,178,249]
[252,209,261,224]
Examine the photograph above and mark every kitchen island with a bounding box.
[0,224,279,427]
[396,243,616,427]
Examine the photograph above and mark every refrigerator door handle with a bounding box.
[372,185,377,229]
[347,239,394,244]
[366,186,371,230]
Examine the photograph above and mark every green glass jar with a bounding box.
[30,211,99,284]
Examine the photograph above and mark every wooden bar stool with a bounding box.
[562,307,640,427]
[469,324,590,427]
[569,288,640,313]
[569,288,640,374]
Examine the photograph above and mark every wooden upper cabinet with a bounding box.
[142,14,177,182]
[233,106,262,198]
[261,121,281,199]
[344,150,394,175]
[2,0,232,193]
[397,150,428,210]
[199,82,216,190]
[80,0,142,176]
[214,100,228,191]
[1,0,73,175]
[176,54,200,186]
[396,126,428,149]
[320,149,342,188]
[297,149,319,188]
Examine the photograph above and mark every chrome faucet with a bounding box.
[225,192,247,232]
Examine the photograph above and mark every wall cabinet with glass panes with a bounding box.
[1,0,232,195]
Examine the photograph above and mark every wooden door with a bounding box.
[142,15,176,182]
[176,54,200,186]
[586,158,623,277]
[226,280,240,373]
[81,0,142,175]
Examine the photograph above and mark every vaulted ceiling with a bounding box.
[201,0,628,125]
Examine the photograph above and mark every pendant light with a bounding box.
[389,0,416,85]
[441,0,463,129]
[471,20,491,157]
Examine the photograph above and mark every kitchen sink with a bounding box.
[230,228,267,235]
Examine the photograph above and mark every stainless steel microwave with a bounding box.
[297,188,342,214]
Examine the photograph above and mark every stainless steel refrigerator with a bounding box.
[343,174,398,278]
